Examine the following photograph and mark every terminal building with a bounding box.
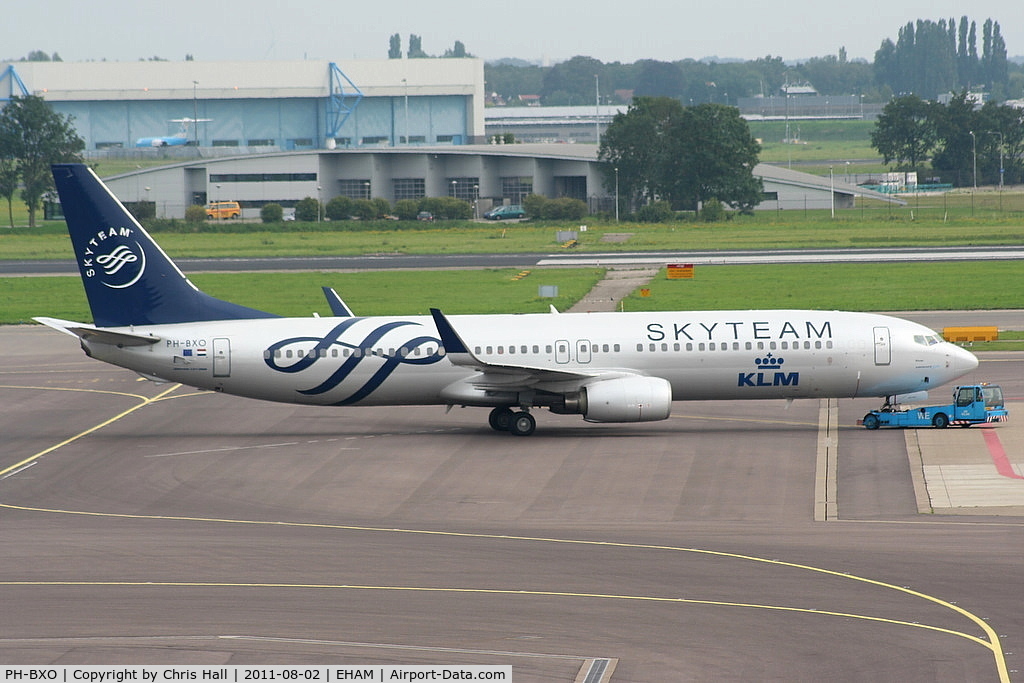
[1,60,890,216]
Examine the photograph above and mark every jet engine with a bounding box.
[578,376,673,423]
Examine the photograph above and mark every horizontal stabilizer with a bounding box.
[34,317,161,346]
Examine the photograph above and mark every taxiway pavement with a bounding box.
[1,325,1022,681]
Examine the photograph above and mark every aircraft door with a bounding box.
[872,326,891,365]
[576,339,592,364]
[212,337,231,377]
[555,340,570,364]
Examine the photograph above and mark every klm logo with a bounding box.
[738,353,799,387]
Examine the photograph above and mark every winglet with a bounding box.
[429,308,477,366]
[322,286,354,317]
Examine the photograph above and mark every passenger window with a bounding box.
[532,345,540,354]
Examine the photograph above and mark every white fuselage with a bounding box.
[82,309,978,408]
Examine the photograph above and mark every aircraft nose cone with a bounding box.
[953,344,979,375]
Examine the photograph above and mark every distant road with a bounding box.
[3,245,1024,276]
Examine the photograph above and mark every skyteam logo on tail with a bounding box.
[738,353,799,387]
[81,227,147,289]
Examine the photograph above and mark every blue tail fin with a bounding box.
[52,164,278,327]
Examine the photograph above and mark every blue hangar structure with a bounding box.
[3,59,887,217]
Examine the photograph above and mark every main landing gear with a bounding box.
[488,406,536,436]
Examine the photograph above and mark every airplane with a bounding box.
[134,118,211,147]
[36,163,980,436]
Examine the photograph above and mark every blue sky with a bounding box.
[6,0,1022,64]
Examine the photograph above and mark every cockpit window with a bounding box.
[914,334,942,346]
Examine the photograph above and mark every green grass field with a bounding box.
[7,260,1022,323]
[2,268,607,324]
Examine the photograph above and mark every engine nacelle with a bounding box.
[581,376,673,423]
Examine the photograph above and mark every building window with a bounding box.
[393,178,426,200]
[210,173,317,183]
[555,176,587,201]
[212,139,239,147]
[361,136,389,145]
[501,176,533,203]
[338,179,372,199]
[247,139,275,147]
[447,177,479,201]
[436,135,455,143]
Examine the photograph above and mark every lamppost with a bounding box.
[829,165,834,218]
[594,74,600,144]
[614,166,619,223]
[316,185,322,222]
[969,130,977,189]
[192,81,199,146]
[451,180,457,199]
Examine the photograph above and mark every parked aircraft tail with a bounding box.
[52,164,278,327]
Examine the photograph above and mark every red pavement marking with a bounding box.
[983,428,1024,480]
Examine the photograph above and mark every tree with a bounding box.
[0,115,20,227]
[540,55,604,105]
[600,99,762,213]
[661,103,763,212]
[930,91,979,185]
[260,203,283,223]
[294,197,320,222]
[388,33,402,59]
[598,96,683,210]
[870,95,938,169]
[408,35,428,59]
[325,195,354,220]
[442,41,470,58]
[971,101,1024,185]
[0,95,84,227]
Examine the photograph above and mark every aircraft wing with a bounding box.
[430,308,637,391]
[34,317,161,346]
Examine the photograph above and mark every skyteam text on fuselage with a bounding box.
[36,164,980,436]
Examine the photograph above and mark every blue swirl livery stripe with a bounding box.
[263,319,445,404]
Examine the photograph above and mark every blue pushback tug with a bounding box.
[861,384,1008,429]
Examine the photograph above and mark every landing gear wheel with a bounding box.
[488,407,515,432]
[863,413,880,430]
[932,413,949,429]
[508,411,536,436]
